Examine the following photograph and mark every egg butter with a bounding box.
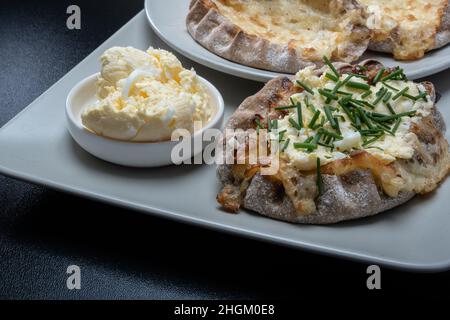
[82,47,212,142]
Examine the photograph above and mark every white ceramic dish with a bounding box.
[1,11,450,271]
[66,73,224,167]
[145,0,450,82]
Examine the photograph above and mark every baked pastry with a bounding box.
[216,59,450,224]
[186,0,372,73]
[361,0,450,60]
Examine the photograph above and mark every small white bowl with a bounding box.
[66,73,224,167]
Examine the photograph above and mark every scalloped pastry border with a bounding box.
[186,0,371,73]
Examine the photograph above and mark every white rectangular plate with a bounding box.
[1,11,450,271]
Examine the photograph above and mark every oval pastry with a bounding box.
[216,60,450,224]
[186,0,372,73]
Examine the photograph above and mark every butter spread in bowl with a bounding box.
[82,47,213,142]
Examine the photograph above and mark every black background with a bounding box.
[0,0,449,300]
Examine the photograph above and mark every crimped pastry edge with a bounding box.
[186,0,371,73]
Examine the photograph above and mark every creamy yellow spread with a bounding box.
[212,0,367,62]
[361,0,447,59]
[82,47,212,142]
[278,66,434,171]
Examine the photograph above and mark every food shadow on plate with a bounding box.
[67,134,206,180]
[233,190,439,229]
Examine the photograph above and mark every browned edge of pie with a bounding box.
[186,0,372,74]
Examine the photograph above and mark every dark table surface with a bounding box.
[0,0,449,300]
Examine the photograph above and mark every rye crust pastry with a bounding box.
[186,0,371,73]
[361,0,450,60]
[216,60,450,224]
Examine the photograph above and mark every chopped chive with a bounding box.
[366,146,384,151]
[363,135,383,146]
[376,87,386,97]
[415,91,428,102]
[361,131,384,137]
[361,100,376,109]
[381,68,404,82]
[325,72,339,82]
[354,112,361,128]
[324,88,352,96]
[349,73,369,80]
[275,105,297,110]
[304,96,316,112]
[376,122,393,132]
[316,158,324,196]
[338,105,353,120]
[372,67,385,85]
[336,90,353,96]
[360,128,384,134]
[323,56,339,78]
[296,80,314,95]
[350,98,375,109]
[370,112,389,117]
[319,128,343,140]
[392,118,402,134]
[346,81,371,91]
[318,89,338,101]
[382,82,400,92]
[392,87,409,101]
[304,136,314,144]
[385,102,396,115]
[373,111,416,122]
[320,116,326,126]
[295,102,303,128]
[372,87,387,105]
[289,118,301,130]
[308,110,321,129]
[332,74,353,95]
[361,90,372,99]
[294,142,317,150]
[278,130,287,141]
[281,138,290,152]
[402,93,417,101]
[328,105,338,112]
[334,117,341,135]
[357,108,374,129]
[383,91,392,103]
[312,132,323,145]
[324,106,337,129]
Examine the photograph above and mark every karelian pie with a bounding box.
[361,0,450,60]
[216,60,450,224]
[187,0,372,73]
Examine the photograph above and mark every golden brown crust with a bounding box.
[186,0,372,73]
[216,60,450,224]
